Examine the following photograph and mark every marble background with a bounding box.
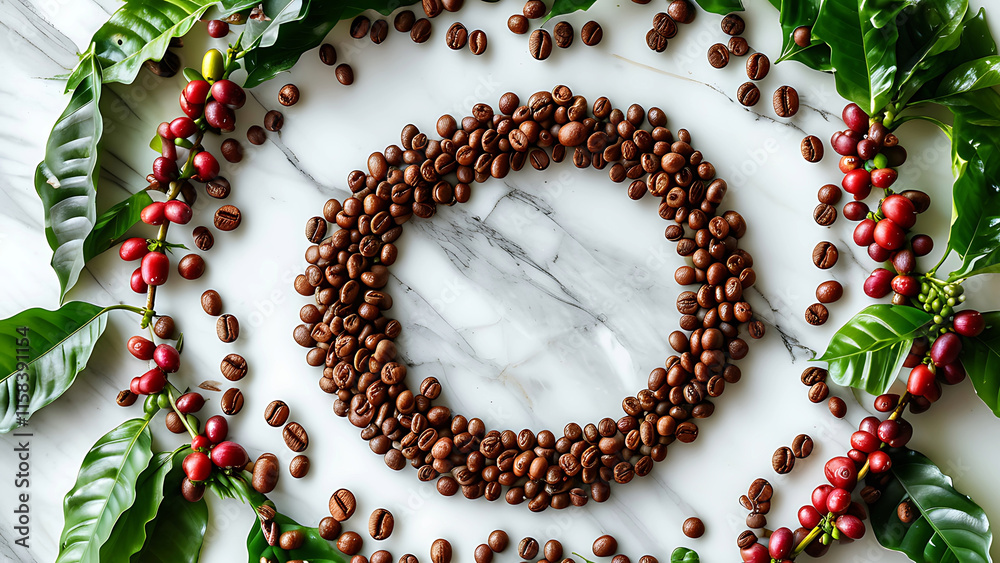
[2,0,1000,561]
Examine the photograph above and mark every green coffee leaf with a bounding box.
[900,7,993,106]
[246,508,348,563]
[129,451,209,563]
[692,0,744,16]
[669,547,699,563]
[959,312,1000,416]
[542,0,598,23]
[816,304,932,395]
[774,0,832,71]
[0,302,109,433]
[82,191,154,264]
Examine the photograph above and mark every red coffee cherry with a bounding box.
[853,219,876,246]
[842,168,871,199]
[880,194,916,228]
[868,242,892,262]
[138,367,167,395]
[930,332,962,366]
[831,130,858,156]
[206,19,229,38]
[127,335,155,361]
[871,167,898,189]
[941,361,967,384]
[141,251,170,286]
[843,200,870,221]
[740,543,768,563]
[184,80,211,105]
[953,310,985,337]
[119,237,150,261]
[130,267,148,293]
[210,79,246,108]
[825,487,852,514]
[842,103,869,133]
[179,90,205,118]
[907,364,936,397]
[768,527,793,560]
[153,344,180,373]
[892,249,916,274]
[910,234,934,256]
[850,430,879,453]
[183,451,213,482]
[798,505,821,528]
[157,121,175,141]
[210,441,250,469]
[868,450,891,473]
[204,415,228,443]
[169,116,197,139]
[887,418,913,448]
[177,392,205,414]
[811,484,833,513]
[835,514,866,540]
[205,100,235,132]
[152,156,179,184]
[164,200,192,224]
[891,275,919,297]
[873,219,906,250]
[824,456,858,490]
[193,151,220,181]
[864,268,893,298]
[191,434,212,452]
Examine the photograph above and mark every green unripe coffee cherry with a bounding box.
[820,532,832,545]
[931,298,942,312]
[202,49,225,81]
[940,306,953,318]
[157,393,171,409]
[958,294,967,303]
[923,303,933,312]
[186,414,200,433]
[920,281,930,295]
[933,315,944,325]
[946,297,956,307]
[143,394,160,415]
[873,153,889,169]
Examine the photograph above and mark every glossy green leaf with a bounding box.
[57,418,154,563]
[100,450,183,563]
[936,56,1000,97]
[82,191,154,264]
[670,548,699,563]
[870,448,993,562]
[0,302,109,433]
[901,7,994,106]
[246,508,348,563]
[775,0,831,71]
[816,304,933,395]
[542,0,598,23]
[129,452,208,563]
[813,0,905,115]
[35,53,102,301]
[960,312,1000,417]
[691,0,744,16]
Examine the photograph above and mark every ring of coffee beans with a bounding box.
[292,84,763,511]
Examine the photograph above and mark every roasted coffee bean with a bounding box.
[206,177,231,199]
[721,13,745,35]
[221,138,243,163]
[221,353,247,381]
[351,16,371,39]
[747,513,766,529]
[214,205,242,231]
[801,135,824,162]
[369,508,394,540]
[860,486,881,505]
[897,499,917,523]
[488,530,509,552]
[336,64,355,86]
[817,183,841,204]
[201,289,222,315]
[192,226,214,251]
[772,446,795,474]
[306,217,327,243]
[592,535,617,557]
[508,14,528,34]
[320,43,337,65]
[736,82,760,106]
[446,22,468,49]
[801,366,827,386]
[370,19,389,43]
[652,12,677,37]
[812,241,838,269]
[329,488,357,521]
[475,544,493,563]
[745,53,769,80]
[816,280,843,303]
[813,203,837,226]
[737,530,757,549]
[116,389,137,407]
[748,320,765,339]
[805,303,829,326]
[289,455,310,478]
[707,43,729,68]
[338,531,363,555]
[528,29,552,60]
[264,110,284,132]
[828,396,847,418]
[144,50,180,77]
[431,539,453,563]
[581,21,603,45]
[278,84,299,106]
[252,453,279,493]
[517,538,539,560]
[469,30,487,54]
[646,29,668,52]
[247,125,266,145]
[265,400,290,426]
[177,254,205,280]
[284,421,309,452]
[728,36,749,55]
[221,387,244,415]
[773,85,799,117]
[791,434,813,458]
[682,517,705,538]
[668,0,694,23]
[217,314,239,342]
[554,21,573,47]
[411,18,432,42]
[748,478,773,502]
[808,381,829,403]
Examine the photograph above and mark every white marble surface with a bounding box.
[2,0,1000,562]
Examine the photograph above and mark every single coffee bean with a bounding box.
[220,353,247,381]
[201,289,222,315]
[805,303,829,326]
[801,367,827,386]
[828,396,847,418]
[791,434,813,458]
[808,381,829,403]
[264,400,290,426]
[283,421,309,452]
[320,43,337,65]
[707,43,729,67]
[652,12,677,37]
[329,488,356,521]
[370,19,389,43]
[488,530,509,552]
[319,517,342,541]
[517,538,539,560]
[369,508,394,540]
[816,280,844,303]
[544,540,563,562]
[214,204,242,231]
[221,138,243,163]
[728,36,749,55]
[446,22,468,49]
[748,320,765,339]
[431,539,453,563]
[116,389,137,407]
[897,499,917,523]
[817,183,841,204]
[592,535,617,557]
[736,81,760,106]
[646,29,668,52]
[528,29,552,60]
[336,64,355,86]
[475,544,493,563]
[581,21,603,45]
[338,531,364,556]
[682,517,705,538]
[306,216,327,243]
[252,453,279,493]
[288,454,310,478]
[772,446,795,474]
[164,411,185,433]
[469,30,487,54]
[508,14,528,34]
[143,51,180,77]
[411,18,432,43]
[280,529,306,551]
[153,316,175,339]
[737,530,757,549]
[523,0,546,18]
[794,25,812,46]
[721,13,745,35]
[553,21,573,47]
[746,52,769,80]
[206,177,231,199]
[217,314,239,342]
[247,125,266,145]
[813,203,837,226]
[394,10,415,32]
[178,254,205,280]
[350,16,371,39]
[221,387,244,415]
[264,110,284,132]
[192,226,214,251]
[747,513,766,529]
[812,241,838,269]
[801,135,824,162]
[773,85,798,117]
[278,84,299,106]
[668,0,694,23]
[748,478,772,502]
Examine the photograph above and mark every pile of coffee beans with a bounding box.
[738,477,772,529]
[291,85,765,510]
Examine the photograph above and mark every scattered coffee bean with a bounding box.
[793,25,812,47]
[721,13,745,35]
[214,205,242,231]
[431,539,453,563]
[217,314,239,342]
[252,453,279,493]
[116,389,137,407]
[728,36,749,56]
[394,10,415,32]
[817,183,841,204]
[801,367,828,386]
[746,53,770,80]
[736,82,760,106]
[278,84,299,106]
[336,64,355,86]
[338,531,363,555]
[411,18,432,42]
[581,21,603,45]
[320,43,337,65]
[897,499,917,523]
[791,434,813,458]
[247,125,266,145]
[221,138,243,163]
[475,544,493,563]
[801,135,824,162]
[816,280,844,303]
[177,254,205,280]
[544,540,563,562]
[319,517,342,541]
[469,30,487,54]
[264,110,284,132]
[748,478,773,502]
[805,303,829,326]
[192,226,214,251]
[528,29,552,60]
[221,387,244,415]
[652,12,677,38]
[773,85,798,117]
[828,396,847,418]
[221,353,247,381]
[153,315,175,339]
[201,289,222,315]
[488,530,509,552]
[289,454,310,478]
[746,513,766,529]
[553,21,573,47]
[737,530,757,549]
[284,421,309,452]
[682,517,705,538]
[646,29,668,52]
[370,19,389,44]
[446,22,468,49]
[369,508,394,540]
[812,241,839,269]
[264,400,290,426]
[305,216,327,243]
[668,0,695,23]
[592,535,617,557]
[517,537,539,560]
[523,0,546,18]
[350,16,371,39]
[329,488,357,521]
[772,446,795,474]
[707,43,729,68]
[508,14,528,34]
[813,203,837,226]
[808,381,830,403]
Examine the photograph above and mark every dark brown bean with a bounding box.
[772,446,795,474]
[581,21,603,45]
[805,303,829,326]
[411,18,432,42]
[320,43,337,65]
[469,30,487,54]
[736,82,760,106]
[201,289,222,315]
[791,434,813,458]
[264,400,290,426]
[812,241,838,269]
[721,13,745,35]
[264,110,283,132]
[828,396,847,418]
[214,204,241,231]
[707,43,729,68]
[773,85,799,117]
[336,64,355,86]
[369,508,394,540]
[283,421,309,452]
[592,535,617,557]
[728,36,749,56]
[289,455,310,478]
[278,84,299,106]
[801,135,824,162]
[816,280,844,303]
[808,381,829,403]
[446,22,468,49]
[394,10,415,32]
[220,353,247,381]
[554,21,573,47]
[370,19,389,44]
[329,488,357,521]
[746,53,770,80]
[508,14,528,34]
[528,29,552,60]
[221,387,244,415]
[192,226,214,251]
[682,517,705,538]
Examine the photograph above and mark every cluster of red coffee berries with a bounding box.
[181,414,250,502]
